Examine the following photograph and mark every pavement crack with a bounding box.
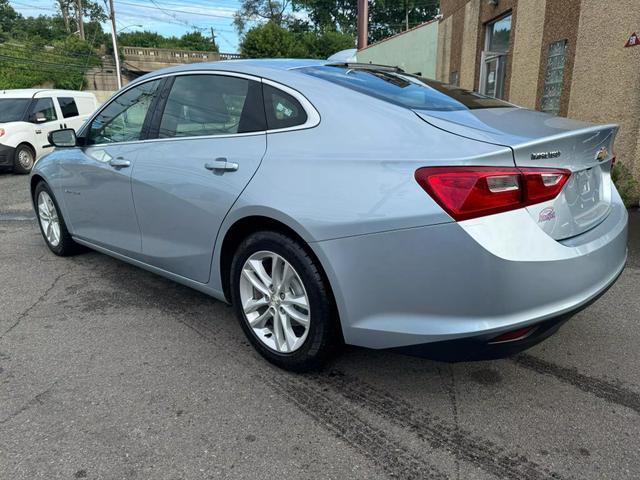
[0,381,57,425]
[0,270,68,340]
[513,354,640,415]
[439,365,461,480]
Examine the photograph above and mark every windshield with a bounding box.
[300,65,512,111]
[0,98,31,122]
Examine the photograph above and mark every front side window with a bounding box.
[0,99,31,122]
[301,66,510,111]
[29,98,57,123]
[158,75,265,138]
[540,40,568,115]
[88,80,161,144]
[58,97,79,118]
[263,85,308,130]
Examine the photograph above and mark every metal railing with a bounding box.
[121,46,241,63]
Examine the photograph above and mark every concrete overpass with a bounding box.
[121,46,241,74]
[86,46,242,94]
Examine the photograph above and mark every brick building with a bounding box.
[436,0,640,181]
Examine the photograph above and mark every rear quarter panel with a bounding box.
[211,73,514,292]
[233,74,515,241]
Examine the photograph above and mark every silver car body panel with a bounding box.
[32,59,628,350]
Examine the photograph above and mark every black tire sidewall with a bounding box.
[230,231,336,371]
[13,144,35,174]
[34,181,76,256]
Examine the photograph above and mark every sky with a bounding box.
[9,0,245,52]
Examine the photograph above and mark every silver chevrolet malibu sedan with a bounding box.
[31,60,628,371]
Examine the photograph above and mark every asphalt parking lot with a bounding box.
[1,171,639,480]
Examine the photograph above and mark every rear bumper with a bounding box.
[0,143,15,167]
[392,263,622,361]
[313,189,628,350]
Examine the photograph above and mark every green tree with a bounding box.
[0,0,21,35]
[292,0,438,42]
[179,31,218,52]
[240,21,353,59]
[118,30,168,48]
[54,0,106,34]
[118,30,218,51]
[292,0,357,35]
[240,21,302,58]
[234,0,293,34]
[307,29,354,57]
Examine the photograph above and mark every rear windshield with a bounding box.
[0,98,31,122]
[300,65,511,111]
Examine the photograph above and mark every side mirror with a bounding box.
[30,112,47,123]
[48,128,77,148]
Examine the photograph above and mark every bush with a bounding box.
[240,22,301,58]
[240,21,355,59]
[0,40,100,90]
[612,162,640,208]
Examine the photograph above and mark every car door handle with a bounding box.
[109,158,131,168]
[205,158,238,172]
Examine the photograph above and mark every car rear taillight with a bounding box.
[414,166,570,221]
[0,128,5,137]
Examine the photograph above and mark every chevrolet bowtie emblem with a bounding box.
[596,147,608,162]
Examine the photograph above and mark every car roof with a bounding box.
[136,58,330,84]
[0,89,96,99]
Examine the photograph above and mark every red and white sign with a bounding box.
[625,32,639,48]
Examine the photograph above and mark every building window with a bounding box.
[540,40,567,115]
[480,13,512,99]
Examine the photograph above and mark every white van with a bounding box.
[0,89,98,173]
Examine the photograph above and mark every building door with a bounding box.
[480,13,512,99]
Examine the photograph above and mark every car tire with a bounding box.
[34,181,84,256]
[13,144,36,174]
[230,231,340,372]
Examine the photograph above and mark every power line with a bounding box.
[0,53,92,69]
[3,43,102,60]
[118,0,237,20]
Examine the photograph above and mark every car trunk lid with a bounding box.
[415,107,618,240]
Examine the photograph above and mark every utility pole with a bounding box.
[76,0,85,40]
[405,2,410,31]
[357,0,368,49]
[108,0,122,90]
[210,27,217,50]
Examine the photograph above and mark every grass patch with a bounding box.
[612,162,640,208]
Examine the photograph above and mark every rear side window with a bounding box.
[301,65,511,111]
[263,84,308,130]
[58,97,79,118]
[158,74,266,138]
[29,98,57,123]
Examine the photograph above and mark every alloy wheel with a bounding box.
[239,251,311,353]
[37,191,61,247]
